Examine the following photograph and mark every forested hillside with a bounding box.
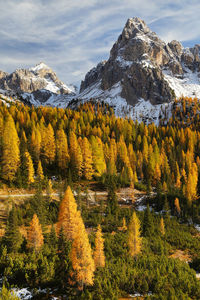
[0,99,200,299]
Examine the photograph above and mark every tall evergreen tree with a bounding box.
[160,217,165,235]
[143,204,154,237]
[93,224,105,268]
[82,137,93,180]
[128,211,142,257]
[41,123,56,164]
[4,206,22,252]
[56,129,69,171]
[2,114,20,182]
[57,186,79,240]
[24,151,35,185]
[71,211,95,288]
[27,214,44,251]
[55,227,71,289]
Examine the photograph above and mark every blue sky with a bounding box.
[0,0,200,86]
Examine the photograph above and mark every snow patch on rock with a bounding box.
[163,68,200,98]
[29,62,50,72]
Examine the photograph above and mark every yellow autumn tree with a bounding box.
[174,197,181,215]
[160,217,165,235]
[27,214,44,251]
[30,127,41,163]
[69,131,83,178]
[82,137,93,180]
[56,129,69,170]
[128,211,142,258]
[175,162,181,189]
[185,163,198,204]
[91,136,106,176]
[46,179,53,201]
[24,151,35,185]
[2,114,20,182]
[71,211,95,288]
[93,224,105,268]
[130,181,135,204]
[41,123,55,164]
[37,160,44,180]
[108,143,117,175]
[57,186,79,240]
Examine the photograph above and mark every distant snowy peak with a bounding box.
[29,62,51,73]
[0,62,76,107]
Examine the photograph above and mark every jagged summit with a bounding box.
[29,62,51,72]
[78,16,200,120]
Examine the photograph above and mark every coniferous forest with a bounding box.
[1,98,200,299]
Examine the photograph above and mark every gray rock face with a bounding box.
[80,17,200,106]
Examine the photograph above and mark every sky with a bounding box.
[0,0,200,87]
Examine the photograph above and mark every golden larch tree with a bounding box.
[108,144,117,175]
[69,131,83,178]
[82,137,93,180]
[128,211,142,258]
[24,151,35,185]
[185,163,198,204]
[71,211,95,288]
[30,127,41,163]
[57,186,79,240]
[56,129,69,170]
[91,136,106,177]
[46,179,53,201]
[27,214,44,251]
[41,123,55,164]
[174,197,181,215]
[2,114,20,182]
[160,217,165,235]
[37,160,44,180]
[93,224,105,268]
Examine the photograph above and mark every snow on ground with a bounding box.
[78,81,133,117]
[45,79,60,94]
[45,93,75,107]
[163,68,200,98]
[128,292,153,298]
[194,224,200,232]
[45,78,75,95]
[132,98,172,125]
[13,288,32,299]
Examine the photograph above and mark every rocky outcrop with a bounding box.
[79,17,200,107]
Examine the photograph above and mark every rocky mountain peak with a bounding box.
[122,17,150,40]
[30,62,50,71]
[78,16,200,116]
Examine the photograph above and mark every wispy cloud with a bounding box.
[0,0,199,85]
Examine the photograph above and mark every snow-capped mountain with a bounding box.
[75,17,200,123]
[0,62,76,107]
[1,17,200,124]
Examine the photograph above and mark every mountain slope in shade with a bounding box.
[76,17,200,122]
[0,62,76,107]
